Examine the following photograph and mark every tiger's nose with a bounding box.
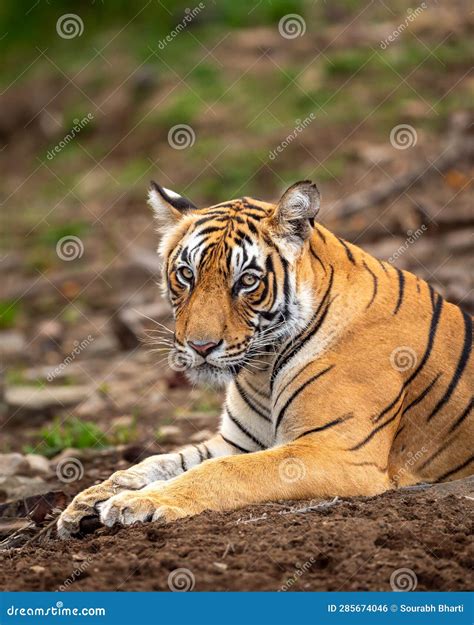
[188,340,221,358]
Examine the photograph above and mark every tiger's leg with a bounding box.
[98,439,392,527]
[57,434,239,538]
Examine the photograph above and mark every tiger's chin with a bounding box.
[185,363,236,388]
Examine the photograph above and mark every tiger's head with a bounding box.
[149,181,321,386]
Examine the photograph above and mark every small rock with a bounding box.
[157,425,182,443]
[0,453,30,477]
[37,319,63,354]
[30,565,46,574]
[190,429,214,443]
[25,454,52,476]
[5,385,91,421]
[75,393,107,418]
[111,415,135,429]
[0,331,26,358]
[0,476,50,501]
[213,562,228,571]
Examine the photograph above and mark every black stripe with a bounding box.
[418,437,456,472]
[372,386,404,424]
[448,397,473,434]
[245,378,270,400]
[362,260,378,309]
[436,454,474,482]
[427,310,472,422]
[271,266,334,386]
[274,365,334,432]
[403,372,442,416]
[226,405,265,449]
[310,244,326,273]
[393,424,405,441]
[193,445,204,462]
[178,452,187,472]
[393,269,405,315]
[273,360,314,408]
[349,402,403,451]
[314,227,326,244]
[196,225,225,237]
[234,378,271,422]
[338,237,356,264]
[377,259,388,274]
[405,289,443,386]
[220,434,251,454]
[295,414,353,440]
[202,443,212,459]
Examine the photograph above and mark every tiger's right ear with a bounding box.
[148,181,198,228]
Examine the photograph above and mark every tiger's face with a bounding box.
[149,181,321,386]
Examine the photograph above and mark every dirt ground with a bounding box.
[1,0,473,594]
[1,479,472,592]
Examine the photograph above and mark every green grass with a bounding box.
[26,417,110,457]
[0,300,21,329]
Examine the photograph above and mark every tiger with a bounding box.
[58,180,473,538]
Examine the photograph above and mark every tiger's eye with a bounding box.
[178,266,193,281]
[241,273,258,287]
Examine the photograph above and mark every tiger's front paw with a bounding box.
[98,483,189,528]
[57,469,150,539]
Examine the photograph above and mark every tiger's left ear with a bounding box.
[148,181,198,228]
[272,180,320,243]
